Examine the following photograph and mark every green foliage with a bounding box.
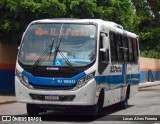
[0,0,66,44]
[0,0,160,59]
[67,0,97,18]
[131,0,160,59]
[140,50,160,59]
[0,0,137,44]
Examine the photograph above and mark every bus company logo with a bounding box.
[50,79,55,85]
[47,67,59,70]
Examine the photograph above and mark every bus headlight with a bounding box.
[76,72,95,88]
[22,75,29,86]
[16,69,22,79]
[16,69,30,88]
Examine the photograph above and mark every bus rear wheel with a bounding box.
[27,104,41,116]
[120,86,130,109]
[119,98,128,109]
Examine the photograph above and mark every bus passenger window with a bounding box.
[128,38,133,62]
[110,32,117,62]
[133,39,138,63]
[123,36,129,62]
[116,35,123,62]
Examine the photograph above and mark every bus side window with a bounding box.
[110,32,117,62]
[128,38,134,62]
[132,38,138,63]
[116,35,123,62]
[123,36,129,62]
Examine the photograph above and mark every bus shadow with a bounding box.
[101,103,133,115]
[21,103,134,122]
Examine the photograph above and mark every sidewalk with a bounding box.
[138,81,160,88]
[0,95,16,105]
[0,81,160,105]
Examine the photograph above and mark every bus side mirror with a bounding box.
[100,33,109,52]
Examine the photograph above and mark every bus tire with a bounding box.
[120,86,130,109]
[120,98,128,109]
[27,104,40,116]
[93,90,104,115]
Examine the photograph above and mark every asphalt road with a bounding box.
[0,85,160,124]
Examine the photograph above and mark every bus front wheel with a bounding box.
[94,90,104,115]
[27,104,40,116]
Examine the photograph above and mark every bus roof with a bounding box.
[32,18,104,24]
[31,18,123,27]
[30,18,137,37]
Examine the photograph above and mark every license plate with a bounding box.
[44,95,59,101]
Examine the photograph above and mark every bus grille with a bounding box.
[32,85,75,90]
[26,69,81,78]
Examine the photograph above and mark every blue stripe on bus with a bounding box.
[22,70,86,87]
[95,74,140,86]
[22,70,139,88]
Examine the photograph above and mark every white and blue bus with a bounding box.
[15,19,140,115]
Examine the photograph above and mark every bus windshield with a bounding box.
[19,23,97,67]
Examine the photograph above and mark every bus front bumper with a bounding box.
[15,77,97,106]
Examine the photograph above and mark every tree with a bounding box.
[63,0,136,31]
[1,0,159,58]
[0,0,66,44]
[131,0,160,58]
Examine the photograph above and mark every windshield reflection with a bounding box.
[19,23,97,67]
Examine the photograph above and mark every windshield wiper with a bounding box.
[49,38,55,60]
[56,47,76,72]
[33,38,54,68]
[53,24,76,71]
[54,38,76,72]
[33,24,75,71]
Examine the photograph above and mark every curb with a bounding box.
[0,96,16,105]
[139,81,160,89]
[0,100,16,105]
